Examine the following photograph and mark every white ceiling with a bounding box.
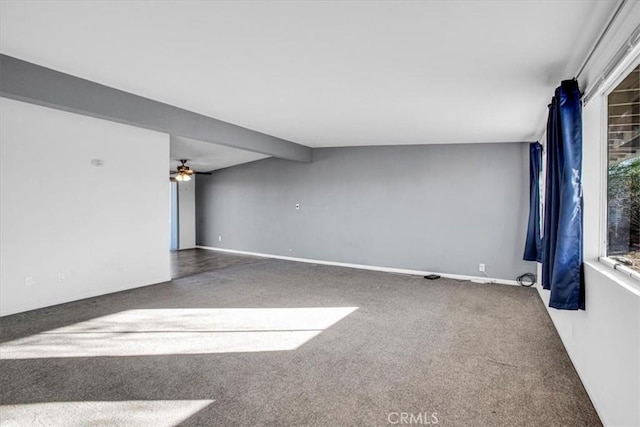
[170,137,269,172]
[0,1,618,147]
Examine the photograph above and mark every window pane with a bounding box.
[607,64,640,274]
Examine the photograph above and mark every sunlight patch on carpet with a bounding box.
[0,400,214,427]
[0,307,358,359]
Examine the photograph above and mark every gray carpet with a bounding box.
[0,257,600,426]
[170,248,263,278]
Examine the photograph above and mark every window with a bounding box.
[606,64,640,277]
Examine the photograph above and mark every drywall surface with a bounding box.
[0,55,311,162]
[0,98,170,316]
[537,263,640,427]
[178,178,196,249]
[196,143,534,280]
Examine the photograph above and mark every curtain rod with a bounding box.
[574,0,628,81]
[582,24,640,105]
[536,0,630,142]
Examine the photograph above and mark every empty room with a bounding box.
[1,1,639,426]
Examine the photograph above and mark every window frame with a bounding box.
[598,47,640,282]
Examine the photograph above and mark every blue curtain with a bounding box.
[524,142,543,262]
[541,79,584,310]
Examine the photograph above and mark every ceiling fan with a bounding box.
[170,159,211,182]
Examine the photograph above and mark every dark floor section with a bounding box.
[171,248,262,278]
[0,257,600,426]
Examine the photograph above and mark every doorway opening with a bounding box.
[170,181,179,251]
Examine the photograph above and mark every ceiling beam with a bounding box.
[0,54,311,163]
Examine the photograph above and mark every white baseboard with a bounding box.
[196,245,519,286]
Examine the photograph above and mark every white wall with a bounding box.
[537,264,640,427]
[178,178,196,249]
[0,98,171,316]
[535,4,640,425]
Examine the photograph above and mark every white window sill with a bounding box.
[600,257,640,280]
[593,257,640,295]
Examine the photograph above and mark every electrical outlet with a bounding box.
[295,204,300,210]
[57,273,65,282]
[218,235,222,242]
[25,276,34,287]
[479,263,486,272]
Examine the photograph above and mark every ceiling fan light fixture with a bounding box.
[170,159,208,181]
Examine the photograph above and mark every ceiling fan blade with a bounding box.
[195,172,212,175]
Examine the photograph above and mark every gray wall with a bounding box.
[196,143,534,280]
